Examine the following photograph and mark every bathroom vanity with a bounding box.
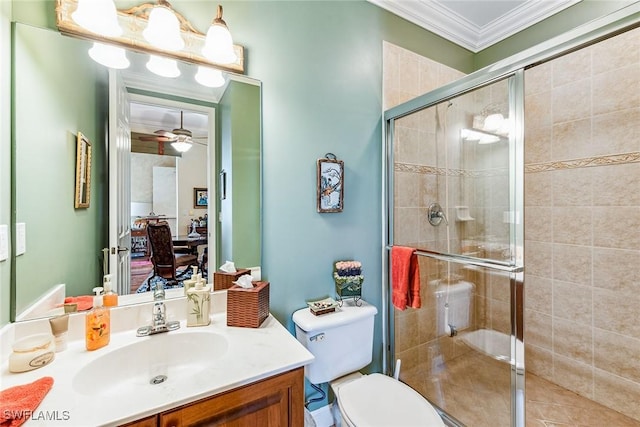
[0,292,314,426]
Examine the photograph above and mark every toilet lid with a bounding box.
[337,374,445,427]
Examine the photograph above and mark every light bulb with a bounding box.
[88,43,130,69]
[195,67,225,88]
[143,5,184,51]
[202,5,237,64]
[483,113,504,132]
[72,0,122,37]
[171,136,192,152]
[146,55,180,78]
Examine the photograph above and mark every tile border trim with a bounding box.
[525,152,640,173]
[395,152,640,176]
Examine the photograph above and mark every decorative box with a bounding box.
[213,268,252,291]
[307,297,339,316]
[226,281,270,328]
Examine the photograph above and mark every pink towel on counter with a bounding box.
[63,295,93,311]
[0,376,54,427]
[391,246,421,310]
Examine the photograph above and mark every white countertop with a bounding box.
[0,295,314,426]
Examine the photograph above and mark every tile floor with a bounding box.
[402,350,640,426]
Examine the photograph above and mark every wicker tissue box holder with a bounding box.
[226,281,270,328]
[214,268,252,291]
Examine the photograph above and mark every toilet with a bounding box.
[292,299,445,427]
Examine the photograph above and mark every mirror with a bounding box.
[12,23,261,321]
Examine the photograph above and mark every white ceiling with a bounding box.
[368,0,582,52]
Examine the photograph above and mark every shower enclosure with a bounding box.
[383,7,640,426]
[385,71,525,426]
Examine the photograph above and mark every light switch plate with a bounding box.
[0,224,8,261]
[16,222,26,256]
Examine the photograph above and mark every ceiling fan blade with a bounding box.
[154,130,176,138]
[139,135,176,142]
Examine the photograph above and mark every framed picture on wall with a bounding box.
[74,132,92,209]
[194,187,208,208]
[317,154,344,213]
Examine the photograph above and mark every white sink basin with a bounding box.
[72,331,228,396]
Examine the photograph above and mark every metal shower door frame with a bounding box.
[383,69,525,426]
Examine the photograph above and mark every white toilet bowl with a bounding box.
[331,373,445,427]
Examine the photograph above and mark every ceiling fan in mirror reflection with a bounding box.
[136,111,207,154]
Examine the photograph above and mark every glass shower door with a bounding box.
[386,72,524,426]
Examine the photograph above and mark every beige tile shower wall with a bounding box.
[524,27,640,420]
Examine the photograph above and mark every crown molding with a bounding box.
[369,0,581,52]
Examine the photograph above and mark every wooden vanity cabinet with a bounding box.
[121,415,158,427]
[123,367,305,427]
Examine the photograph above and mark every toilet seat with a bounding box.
[336,373,445,427]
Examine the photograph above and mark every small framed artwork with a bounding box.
[74,132,92,209]
[317,153,344,213]
[194,187,208,208]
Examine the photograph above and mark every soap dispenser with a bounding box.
[186,276,211,327]
[85,286,110,351]
[183,265,199,295]
[103,274,118,307]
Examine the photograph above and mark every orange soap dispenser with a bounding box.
[85,286,110,351]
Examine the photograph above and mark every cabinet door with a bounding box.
[159,368,304,427]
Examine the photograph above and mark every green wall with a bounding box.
[218,81,261,269]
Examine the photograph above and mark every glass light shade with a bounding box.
[171,136,192,153]
[195,66,225,88]
[88,43,130,69]
[143,5,184,51]
[146,55,180,78]
[483,113,504,132]
[72,0,122,37]
[202,24,237,64]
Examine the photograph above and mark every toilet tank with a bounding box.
[292,300,378,385]
[435,280,474,336]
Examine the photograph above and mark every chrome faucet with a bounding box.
[136,283,180,337]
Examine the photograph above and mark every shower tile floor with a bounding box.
[402,351,640,427]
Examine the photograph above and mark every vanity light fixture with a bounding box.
[146,55,181,78]
[143,0,185,52]
[202,5,237,65]
[71,0,121,37]
[195,66,226,88]
[56,0,245,74]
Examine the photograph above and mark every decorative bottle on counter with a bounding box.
[85,287,110,351]
[186,278,211,327]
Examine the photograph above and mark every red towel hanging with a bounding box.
[391,246,421,310]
